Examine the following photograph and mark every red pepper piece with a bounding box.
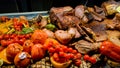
[100,41,120,62]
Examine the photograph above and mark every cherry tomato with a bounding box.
[3,34,10,39]
[13,37,19,43]
[76,53,82,59]
[48,47,55,53]
[10,34,17,39]
[55,46,61,52]
[68,47,73,53]
[65,53,71,60]
[7,40,12,45]
[1,40,7,47]
[19,38,26,45]
[25,34,30,39]
[89,57,96,64]
[62,46,68,52]
[53,53,59,61]
[59,51,65,57]
[75,60,81,66]
[72,50,77,54]
[58,57,67,63]
[84,55,90,61]
[0,35,3,40]
[69,53,74,59]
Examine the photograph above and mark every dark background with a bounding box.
[0,0,119,13]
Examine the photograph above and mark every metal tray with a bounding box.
[0,11,48,19]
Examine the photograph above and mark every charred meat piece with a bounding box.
[55,27,78,44]
[39,18,47,28]
[55,15,80,29]
[75,5,89,24]
[102,19,115,29]
[73,40,100,54]
[50,6,80,29]
[84,21,107,42]
[113,13,120,30]
[94,6,106,19]
[42,28,55,38]
[87,7,105,21]
[28,14,42,25]
[75,23,94,42]
[50,6,73,23]
[101,0,119,15]
[74,40,93,54]
[107,30,120,46]
[55,30,73,44]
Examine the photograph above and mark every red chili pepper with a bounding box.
[100,41,120,62]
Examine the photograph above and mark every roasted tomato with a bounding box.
[14,52,31,68]
[31,44,45,61]
[6,43,23,62]
[23,40,34,54]
[31,29,48,44]
[100,41,120,62]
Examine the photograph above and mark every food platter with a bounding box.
[0,0,120,68]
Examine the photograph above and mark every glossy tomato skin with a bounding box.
[83,55,90,61]
[100,41,120,62]
[31,44,45,61]
[23,40,34,54]
[6,43,23,62]
[14,52,31,68]
[75,60,81,66]
[89,57,96,64]
[1,40,7,47]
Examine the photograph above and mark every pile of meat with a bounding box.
[49,0,120,54]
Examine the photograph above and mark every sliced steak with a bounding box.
[113,13,120,31]
[73,40,100,54]
[75,5,89,24]
[74,40,93,54]
[57,15,80,29]
[107,30,120,46]
[50,6,73,24]
[94,6,106,19]
[87,7,104,21]
[84,21,107,42]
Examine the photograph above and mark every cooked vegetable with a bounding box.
[31,44,45,61]
[23,40,34,54]
[45,23,56,31]
[0,59,3,66]
[14,52,31,68]
[0,48,11,64]
[100,41,120,62]
[31,29,48,44]
[21,27,34,34]
[50,56,72,68]
[0,19,13,34]
[6,43,23,62]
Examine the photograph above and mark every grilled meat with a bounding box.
[106,30,120,46]
[84,21,107,42]
[113,13,120,31]
[75,5,89,24]
[56,15,80,29]
[101,0,119,16]
[49,6,73,24]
